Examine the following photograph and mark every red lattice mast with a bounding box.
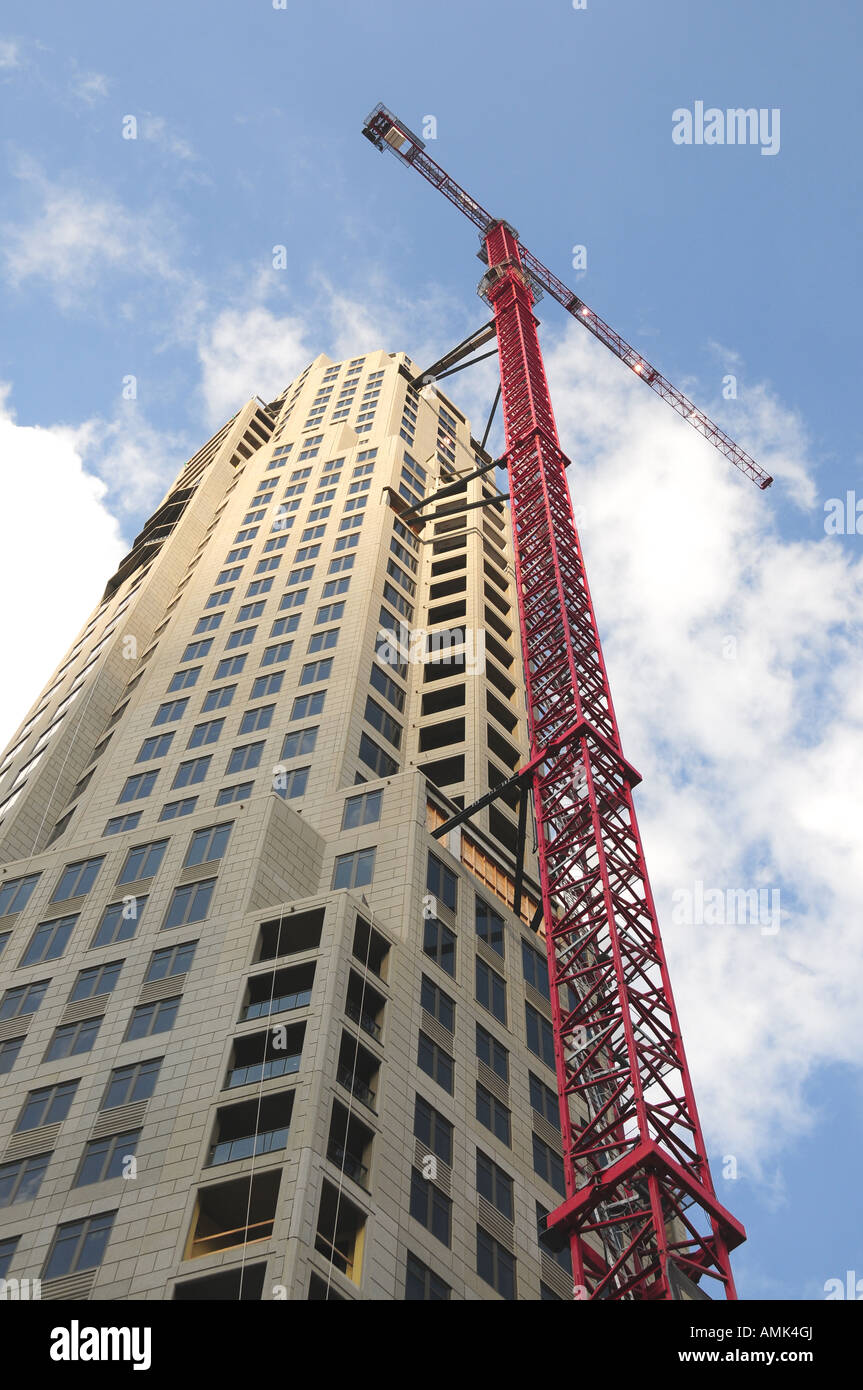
[363,104,750,1299]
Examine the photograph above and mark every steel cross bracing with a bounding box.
[362,102,772,491]
[483,220,744,1299]
[363,103,753,1300]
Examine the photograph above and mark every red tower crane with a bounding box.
[363,103,760,1301]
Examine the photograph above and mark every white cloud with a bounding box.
[0,385,126,744]
[1,163,202,317]
[55,403,191,518]
[69,63,109,104]
[0,37,20,69]
[541,324,863,1175]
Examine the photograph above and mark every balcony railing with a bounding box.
[345,997,382,1041]
[227,1053,301,1089]
[326,1142,369,1188]
[207,1125,290,1167]
[336,1066,376,1110]
[241,988,311,1022]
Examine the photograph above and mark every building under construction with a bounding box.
[0,106,761,1301]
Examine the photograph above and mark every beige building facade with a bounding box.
[0,350,573,1301]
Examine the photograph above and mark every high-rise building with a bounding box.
[0,349,573,1301]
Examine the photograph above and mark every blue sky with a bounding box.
[1,0,861,1302]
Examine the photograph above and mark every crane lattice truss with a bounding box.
[363,103,752,1300]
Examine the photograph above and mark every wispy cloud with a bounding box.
[0,37,21,69]
[69,63,110,104]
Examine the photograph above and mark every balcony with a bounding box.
[239,962,314,1022]
[206,1092,294,1167]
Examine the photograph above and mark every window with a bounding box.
[522,938,551,1000]
[163,880,215,929]
[307,628,338,654]
[0,980,48,1021]
[102,1059,161,1110]
[159,797,198,821]
[202,685,236,712]
[226,626,256,651]
[292,691,325,719]
[118,770,158,803]
[0,874,40,917]
[172,755,211,788]
[251,672,284,699]
[270,615,299,638]
[226,742,264,774]
[322,577,350,599]
[404,1251,451,1301]
[0,1037,24,1074]
[526,1003,556,1068]
[476,957,507,1024]
[281,727,317,759]
[167,666,200,693]
[181,638,213,662]
[477,899,505,957]
[42,1212,116,1281]
[364,696,401,748]
[73,1134,140,1189]
[272,765,310,799]
[315,601,345,624]
[369,663,405,712]
[238,601,266,624]
[417,1031,453,1093]
[420,974,455,1032]
[0,1153,50,1207]
[261,641,293,667]
[341,789,382,830]
[477,1226,516,1299]
[16,1080,78,1132]
[328,554,355,574]
[145,941,196,982]
[423,918,456,977]
[409,1168,451,1246]
[44,1017,102,1062]
[0,1236,20,1280]
[92,897,146,948]
[186,719,222,749]
[476,1024,509,1082]
[533,1133,565,1195]
[279,588,307,610]
[414,1095,453,1166]
[332,848,375,891]
[194,613,223,636]
[118,840,167,883]
[476,1082,511,1146]
[205,589,233,610]
[124,997,180,1041]
[215,656,246,680]
[287,566,314,586]
[103,812,142,836]
[299,658,332,685]
[427,853,458,912]
[185,823,232,867]
[477,1150,514,1220]
[69,961,122,1002]
[216,782,253,805]
[358,732,398,778]
[240,705,274,734]
[538,1201,573,1276]
[52,857,103,902]
[530,1073,560,1129]
[20,915,77,966]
